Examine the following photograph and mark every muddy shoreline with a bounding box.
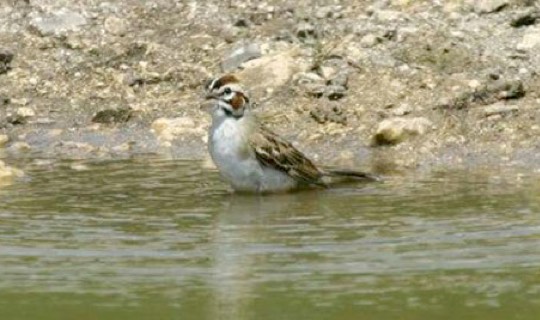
[1,0,539,175]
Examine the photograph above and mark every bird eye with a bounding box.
[224,88,232,95]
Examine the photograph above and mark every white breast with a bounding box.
[209,115,297,192]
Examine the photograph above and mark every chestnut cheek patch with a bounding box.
[230,94,245,110]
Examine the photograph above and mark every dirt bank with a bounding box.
[1,0,539,174]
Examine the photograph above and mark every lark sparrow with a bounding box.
[205,74,379,193]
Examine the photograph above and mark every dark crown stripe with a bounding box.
[212,74,239,90]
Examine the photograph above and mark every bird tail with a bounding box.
[324,169,381,182]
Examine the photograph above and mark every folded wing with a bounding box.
[248,126,325,187]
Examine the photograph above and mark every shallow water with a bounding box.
[0,159,539,319]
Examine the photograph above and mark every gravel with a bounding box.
[0,0,539,171]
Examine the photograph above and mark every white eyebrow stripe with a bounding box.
[208,78,218,91]
[220,83,243,93]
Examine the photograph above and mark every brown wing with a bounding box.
[248,126,325,186]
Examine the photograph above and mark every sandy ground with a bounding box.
[0,0,539,175]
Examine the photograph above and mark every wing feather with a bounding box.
[248,126,325,186]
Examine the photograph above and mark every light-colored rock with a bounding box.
[516,27,540,50]
[487,114,503,121]
[238,49,309,95]
[360,34,380,47]
[111,142,131,153]
[30,8,87,36]
[32,159,55,167]
[443,1,466,13]
[473,0,509,14]
[315,6,343,19]
[373,117,433,145]
[295,22,316,38]
[221,43,262,72]
[11,98,29,106]
[16,107,35,118]
[0,134,8,147]
[6,107,35,125]
[70,163,89,171]
[293,72,326,98]
[468,79,482,89]
[330,72,348,88]
[47,129,63,137]
[294,72,326,97]
[483,103,519,117]
[294,72,325,85]
[320,65,338,80]
[0,160,24,184]
[391,104,413,116]
[35,117,54,124]
[104,16,129,36]
[151,117,203,142]
[392,0,413,6]
[373,10,402,22]
[8,141,31,152]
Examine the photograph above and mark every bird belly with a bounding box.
[209,119,297,193]
[259,166,298,193]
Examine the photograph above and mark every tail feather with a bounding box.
[324,169,381,182]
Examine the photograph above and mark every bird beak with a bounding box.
[205,92,219,100]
